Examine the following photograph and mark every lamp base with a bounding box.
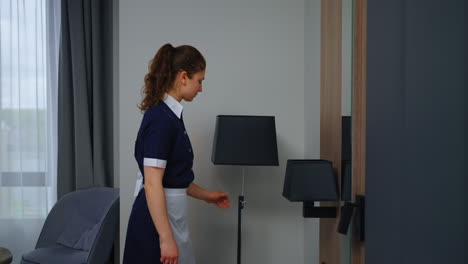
[303,201,337,218]
[237,195,244,264]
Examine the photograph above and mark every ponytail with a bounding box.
[139,43,175,111]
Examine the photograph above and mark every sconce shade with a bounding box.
[211,115,279,166]
[282,159,338,201]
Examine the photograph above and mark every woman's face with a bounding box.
[180,70,205,102]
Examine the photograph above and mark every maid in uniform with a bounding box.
[123,43,230,264]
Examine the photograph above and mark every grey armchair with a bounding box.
[21,187,119,264]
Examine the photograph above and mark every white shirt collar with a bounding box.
[163,93,183,119]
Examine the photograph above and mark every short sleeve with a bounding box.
[142,114,175,168]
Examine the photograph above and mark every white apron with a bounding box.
[135,172,196,264]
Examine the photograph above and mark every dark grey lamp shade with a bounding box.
[211,115,279,166]
[282,160,339,201]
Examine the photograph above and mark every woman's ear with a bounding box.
[179,71,188,86]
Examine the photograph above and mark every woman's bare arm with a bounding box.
[144,166,178,263]
[187,182,210,201]
[188,182,230,208]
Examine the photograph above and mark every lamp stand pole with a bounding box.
[237,167,246,264]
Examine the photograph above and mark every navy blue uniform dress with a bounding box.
[123,96,195,264]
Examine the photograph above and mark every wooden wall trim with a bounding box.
[352,0,367,263]
[319,0,342,264]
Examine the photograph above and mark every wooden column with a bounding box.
[352,0,367,263]
[319,0,342,264]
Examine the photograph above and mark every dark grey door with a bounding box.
[365,0,466,263]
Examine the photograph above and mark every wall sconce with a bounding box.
[338,195,366,241]
[282,159,339,218]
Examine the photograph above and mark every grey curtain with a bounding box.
[58,0,114,199]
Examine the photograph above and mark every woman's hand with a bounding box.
[187,183,230,208]
[160,236,179,264]
[205,191,230,208]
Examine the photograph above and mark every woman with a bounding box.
[123,43,230,264]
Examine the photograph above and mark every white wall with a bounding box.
[304,0,321,262]
[113,0,120,188]
[118,1,322,263]
[341,0,353,117]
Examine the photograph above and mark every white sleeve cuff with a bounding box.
[143,158,167,168]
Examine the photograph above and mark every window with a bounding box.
[0,0,57,219]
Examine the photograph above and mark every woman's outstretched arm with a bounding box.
[187,182,230,208]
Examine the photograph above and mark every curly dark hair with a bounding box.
[139,43,206,112]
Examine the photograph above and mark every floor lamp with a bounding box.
[211,115,279,264]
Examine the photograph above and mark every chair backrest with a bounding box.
[35,187,119,254]
[87,195,119,264]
